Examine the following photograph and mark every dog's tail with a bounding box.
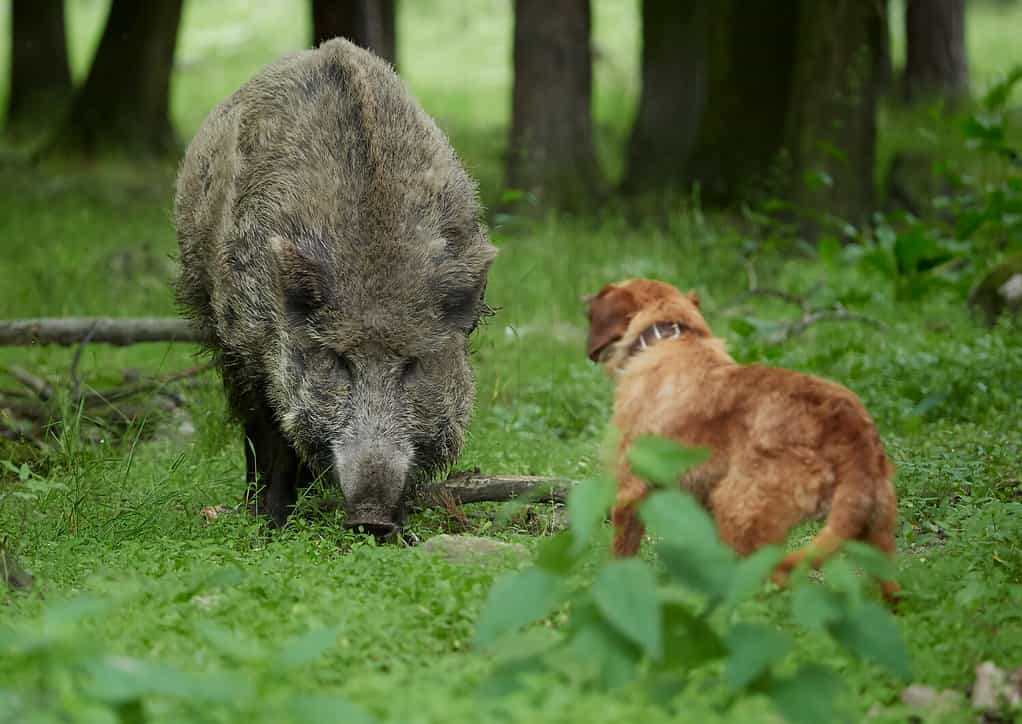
[772,468,900,606]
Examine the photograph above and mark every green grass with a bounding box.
[2,2,1022,723]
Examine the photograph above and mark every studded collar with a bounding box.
[627,321,691,357]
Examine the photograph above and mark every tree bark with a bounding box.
[4,0,72,142]
[682,0,799,204]
[47,0,184,158]
[311,0,397,67]
[621,0,709,194]
[506,0,603,211]
[904,0,969,102]
[786,0,883,234]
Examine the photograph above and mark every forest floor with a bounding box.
[2,2,1021,722]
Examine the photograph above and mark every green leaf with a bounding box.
[567,476,616,551]
[725,623,792,690]
[828,602,912,681]
[275,626,341,670]
[791,584,844,630]
[569,604,641,689]
[639,489,720,548]
[658,543,737,600]
[842,541,896,581]
[657,602,726,670]
[729,318,758,338]
[288,695,377,724]
[43,595,110,630]
[725,545,785,606]
[982,66,1022,110]
[591,559,661,659]
[627,436,709,488]
[474,568,565,648]
[535,532,580,575]
[196,622,265,663]
[84,656,250,703]
[817,236,842,270]
[766,664,844,724]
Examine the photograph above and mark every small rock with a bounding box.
[901,684,964,715]
[420,534,529,564]
[969,252,1022,325]
[971,660,1022,713]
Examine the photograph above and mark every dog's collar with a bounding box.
[627,321,691,357]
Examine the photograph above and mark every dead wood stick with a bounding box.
[0,318,201,347]
[7,366,54,401]
[81,364,214,406]
[767,307,887,344]
[419,474,575,506]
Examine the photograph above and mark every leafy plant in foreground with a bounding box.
[474,436,911,724]
[0,580,375,724]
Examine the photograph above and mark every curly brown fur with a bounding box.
[586,278,900,604]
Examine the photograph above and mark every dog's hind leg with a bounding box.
[862,481,901,607]
[770,479,876,586]
[611,472,648,557]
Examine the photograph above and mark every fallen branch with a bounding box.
[81,364,214,407]
[0,317,201,347]
[420,473,574,506]
[766,306,887,344]
[728,284,885,345]
[8,366,54,401]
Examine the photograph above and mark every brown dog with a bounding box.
[586,278,899,601]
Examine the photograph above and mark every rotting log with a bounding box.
[0,318,201,346]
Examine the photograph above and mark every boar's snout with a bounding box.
[335,440,412,537]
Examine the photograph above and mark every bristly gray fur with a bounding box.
[174,38,496,527]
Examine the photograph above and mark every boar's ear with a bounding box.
[586,284,639,362]
[270,235,329,324]
[686,290,701,309]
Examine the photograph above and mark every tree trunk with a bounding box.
[786,0,883,235]
[506,0,603,211]
[904,0,969,102]
[4,0,72,142]
[311,0,397,67]
[621,0,709,194]
[874,0,893,95]
[47,0,183,158]
[682,0,799,204]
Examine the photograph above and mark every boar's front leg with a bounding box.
[240,391,301,527]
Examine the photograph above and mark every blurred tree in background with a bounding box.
[4,0,71,144]
[506,0,604,211]
[678,0,799,204]
[47,0,184,158]
[904,0,969,103]
[0,0,983,232]
[312,0,397,67]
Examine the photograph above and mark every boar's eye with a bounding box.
[285,287,319,325]
[401,357,421,384]
[331,352,352,381]
[442,280,491,334]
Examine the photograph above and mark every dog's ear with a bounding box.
[586,284,639,362]
[687,290,701,309]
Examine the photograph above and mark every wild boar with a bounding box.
[175,39,496,536]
